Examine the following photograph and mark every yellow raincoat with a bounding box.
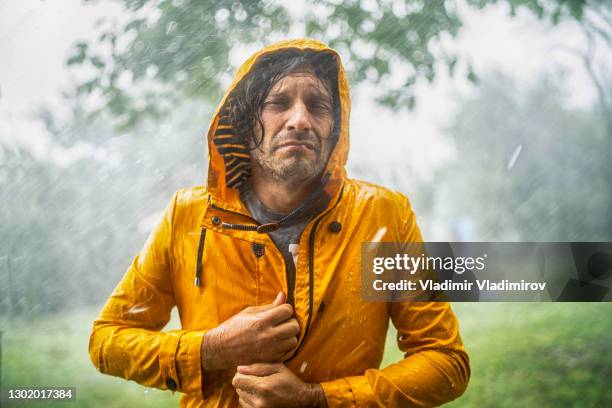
[89,39,470,407]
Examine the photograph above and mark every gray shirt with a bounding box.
[240,182,330,305]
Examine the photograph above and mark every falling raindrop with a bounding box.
[507,145,522,170]
[166,21,177,36]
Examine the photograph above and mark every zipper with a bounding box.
[286,216,323,362]
[210,203,283,233]
[286,184,345,361]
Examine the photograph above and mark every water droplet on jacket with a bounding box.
[374,227,388,242]
[126,303,148,314]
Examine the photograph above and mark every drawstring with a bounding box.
[194,227,206,287]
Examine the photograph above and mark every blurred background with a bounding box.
[1,0,611,406]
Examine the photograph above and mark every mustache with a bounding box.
[271,132,319,151]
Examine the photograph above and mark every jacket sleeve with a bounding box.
[320,196,470,407]
[88,192,205,396]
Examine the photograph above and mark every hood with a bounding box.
[205,38,351,209]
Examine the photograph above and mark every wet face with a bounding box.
[249,71,335,184]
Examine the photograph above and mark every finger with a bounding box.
[260,303,294,326]
[247,292,287,313]
[232,373,260,394]
[272,291,285,306]
[270,336,298,356]
[269,317,300,340]
[237,392,256,408]
[279,347,297,362]
[237,362,283,376]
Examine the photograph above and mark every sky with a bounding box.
[0,0,607,179]
[0,0,124,161]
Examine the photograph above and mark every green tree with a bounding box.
[567,0,612,230]
[437,71,611,241]
[68,0,590,130]
[0,100,208,316]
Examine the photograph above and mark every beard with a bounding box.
[254,151,324,182]
[250,132,329,183]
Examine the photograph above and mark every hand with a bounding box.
[201,292,300,371]
[232,363,327,408]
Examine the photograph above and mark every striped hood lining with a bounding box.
[211,105,251,190]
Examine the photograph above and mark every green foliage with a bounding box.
[0,147,65,315]
[67,0,589,130]
[0,103,208,316]
[436,71,612,240]
[466,0,588,21]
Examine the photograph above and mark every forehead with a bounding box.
[269,71,332,99]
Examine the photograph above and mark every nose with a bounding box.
[285,101,312,133]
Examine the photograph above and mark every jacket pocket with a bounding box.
[188,229,263,323]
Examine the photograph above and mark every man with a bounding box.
[89,39,470,407]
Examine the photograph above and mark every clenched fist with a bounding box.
[233,363,327,408]
[201,292,300,371]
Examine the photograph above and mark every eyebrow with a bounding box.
[268,85,332,101]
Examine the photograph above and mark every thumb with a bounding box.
[237,362,283,376]
[272,291,286,306]
[251,292,286,313]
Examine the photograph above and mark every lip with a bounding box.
[276,140,315,151]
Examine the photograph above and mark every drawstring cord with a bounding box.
[194,227,206,287]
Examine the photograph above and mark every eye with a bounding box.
[309,102,332,114]
[263,97,290,110]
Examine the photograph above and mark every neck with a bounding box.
[250,172,322,214]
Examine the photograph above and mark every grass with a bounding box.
[382,303,612,407]
[1,303,611,407]
[0,308,181,407]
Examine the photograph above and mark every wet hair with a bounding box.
[228,49,341,150]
